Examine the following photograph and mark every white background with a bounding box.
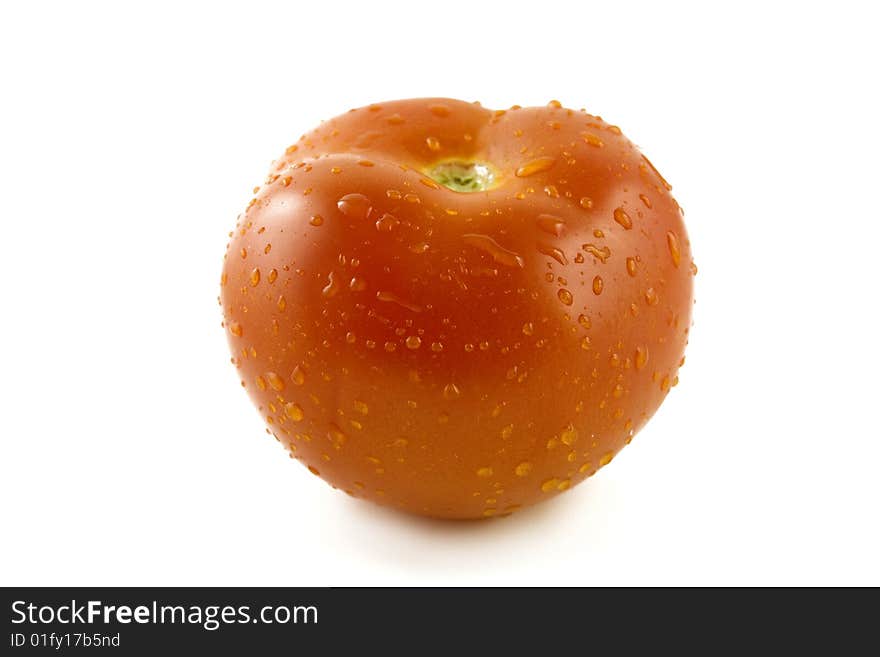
[1,1,878,586]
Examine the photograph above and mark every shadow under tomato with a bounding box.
[354,488,586,531]
[329,479,602,576]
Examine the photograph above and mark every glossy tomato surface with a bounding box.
[220,98,695,519]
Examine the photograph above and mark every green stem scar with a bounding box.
[426,161,497,192]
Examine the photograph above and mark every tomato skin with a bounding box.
[220,98,694,519]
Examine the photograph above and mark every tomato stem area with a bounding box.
[426,161,497,192]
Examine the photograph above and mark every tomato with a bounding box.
[220,98,694,519]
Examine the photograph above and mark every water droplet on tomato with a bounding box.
[561,425,578,445]
[443,383,461,400]
[536,214,565,236]
[538,244,568,265]
[285,403,304,421]
[613,207,632,229]
[541,478,560,492]
[582,244,611,263]
[322,271,340,298]
[337,193,372,219]
[582,132,605,147]
[592,276,604,295]
[328,423,347,446]
[666,231,681,267]
[558,288,573,306]
[266,372,285,391]
[642,155,672,190]
[249,268,261,286]
[376,290,423,313]
[375,213,399,232]
[462,234,525,268]
[515,156,555,177]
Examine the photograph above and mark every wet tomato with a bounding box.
[220,98,695,519]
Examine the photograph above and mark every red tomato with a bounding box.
[220,98,695,519]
